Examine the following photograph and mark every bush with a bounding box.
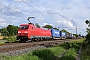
[81,34,90,60]
[3,36,8,40]
[32,49,55,60]
[48,47,65,56]
[59,42,70,49]
[0,54,42,60]
[7,36,17,43]
[60,48,77,60]
[81,45,90,60]
[85,32,90,43]
[21,53,42,60]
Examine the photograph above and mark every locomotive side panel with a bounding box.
[32,27,52,39]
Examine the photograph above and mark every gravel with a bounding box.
[0,46,46,56]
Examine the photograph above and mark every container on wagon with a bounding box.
[51,29,60,39]
[60,32,66,39]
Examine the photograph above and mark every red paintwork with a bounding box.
[18,23,51,39]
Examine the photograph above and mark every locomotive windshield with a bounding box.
[19,25,29,29]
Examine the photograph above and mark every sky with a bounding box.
[0,0,89,36]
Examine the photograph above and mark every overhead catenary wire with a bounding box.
[21,0,55,21]
[0,2,52,26]
[1,1,86,27]
[0,5,29,16]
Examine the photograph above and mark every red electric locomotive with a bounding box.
[17,23,52,42]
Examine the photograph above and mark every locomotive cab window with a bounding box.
[19,26,29,29]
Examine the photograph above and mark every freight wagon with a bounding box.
[51,28,61,39]
[60,32,66,39]
[17,23,74,42]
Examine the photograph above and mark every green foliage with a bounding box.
[3,36,8,40]
[0,54,41,60]
[7,25,18,36]
[21,53,42,60]
[81,38,90,60]
[85,32,90,43]
[82,20,90,60]
[59,42,70,49]
[48,47,65,56]
[61,29,67,32]
[86,28,90,33]
[53,27,59,30]
[0,55,10,60]
[1,28,9,36]
[1,25,18,36]
[7,36,17,43]
[32,49,55,60]
[85,20,90,25]
[85,20,89,25]
[0,40,83,60]
[0,42,5,44]
[81,44,90,60]
[44,25,53,29]
[60,48,77,60]
[0,29,1,33]
[35,23,40,28]
[59,41,82,52]
[85,20,90,32]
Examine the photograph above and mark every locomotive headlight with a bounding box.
[24,31,28,33]
[18,31,21,33]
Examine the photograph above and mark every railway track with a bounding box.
[0,39,76,56]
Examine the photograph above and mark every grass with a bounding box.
[0,36,18,44]
[0,54,42,60]
[0,42,5,44]
[70,38,85,43]
[0,46,65,60]
[32,46,65,60]
[81,40,90,60]
[60,48,77,60]
[49,47,65,56]
[0,38,84,60]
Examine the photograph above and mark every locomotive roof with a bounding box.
[20,23,34,26]
[20,24,29,25]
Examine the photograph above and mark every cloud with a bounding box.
[71,19,76,26]
[0,18,7,27]
[14,0,29,2]
[0,0,89,35]
[56,20,74,28]
[42,23,54,27]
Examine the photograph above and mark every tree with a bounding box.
[86,32,90,43]
[60,29,70,33]
[7,25,15,36]
[13,26,19,35]
[85,20,89,25]
[53,27,59,30]
[85,20,90,32]
[86,28,90,33]
[0,29,1,33]
[85,20,90,44]
[44,25,53,29]
[1,25,18,36]
[1,28,9,36]
[7,25,18,36]
[35,23,40,28]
